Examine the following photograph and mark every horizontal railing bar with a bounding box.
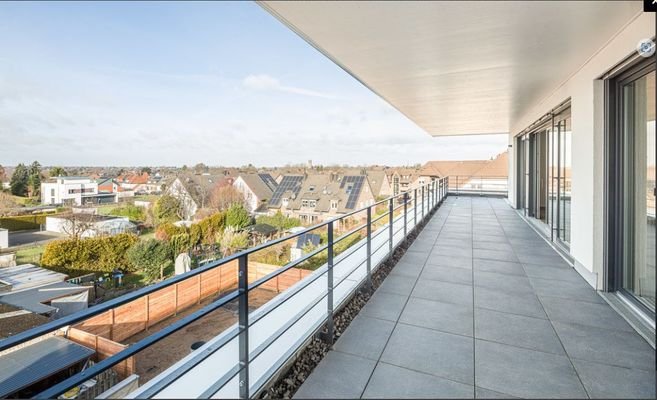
[332,222,368,246]
[250,289,327,362]
[138,326,240,398]
[199,364,242,399]
[248,243,329,291]
[334,257,368,289]
[35,290,240,399]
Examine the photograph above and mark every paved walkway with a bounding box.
[294,197,656,399]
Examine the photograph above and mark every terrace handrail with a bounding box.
[0,177,449,399]
[447,175,508,196]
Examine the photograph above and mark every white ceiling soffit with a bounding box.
[259,1,642,136]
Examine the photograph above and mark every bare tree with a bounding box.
[59,213,97,239]
[210,185,246,211]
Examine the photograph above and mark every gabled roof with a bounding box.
[236,174,277,201]
[366,170,389,196]
[420,151,508,179]
[282,174,370,213]
[269,175,305,207]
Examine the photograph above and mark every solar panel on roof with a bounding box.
[344,176,364,209]
[269,176,303,206]
[258,174,278,192]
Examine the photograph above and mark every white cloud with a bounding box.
[242,74,338,100]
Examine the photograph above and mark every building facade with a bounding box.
[40,177,118,206]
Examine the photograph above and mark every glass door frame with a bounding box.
[604,56,656,319]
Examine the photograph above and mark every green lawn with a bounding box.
[15,244,45,265]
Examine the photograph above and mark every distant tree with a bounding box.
[27,161,42,198]
[49,166,67,177]
[140,167,152,175]
[126,239,172,282]
[154,195,182,223]
[10,163,29,196]
[0,165,6,184]
[59,213,97,240]
[210,185,245,211]
[256,211,301,231]
[225,203,252,230]
[181,165,188,172]
[193,163,208,174]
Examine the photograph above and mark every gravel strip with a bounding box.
[260,207,438,399]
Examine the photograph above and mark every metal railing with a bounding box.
[448,175,508,197]
[0,177,449,399]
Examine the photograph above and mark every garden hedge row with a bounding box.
[0,214,50,231]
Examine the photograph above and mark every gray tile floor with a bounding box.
[294,197,656,399]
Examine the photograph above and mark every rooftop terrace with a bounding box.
[294,197,656,399]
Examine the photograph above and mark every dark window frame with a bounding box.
[604,55,656,319]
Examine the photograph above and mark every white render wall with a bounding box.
[507,10,654,288]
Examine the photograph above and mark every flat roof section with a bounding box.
[0,336,94,398]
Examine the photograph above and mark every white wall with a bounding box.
[508,11,654,288]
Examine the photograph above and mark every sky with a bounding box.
[0,1,507,167]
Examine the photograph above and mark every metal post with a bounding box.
[414,188,417,228]
[366,207,372,290]
[421,186,425,217]
[238,254,249,399]
[388,198,393,259]
[326,221,334,345]
[403,193,408,239]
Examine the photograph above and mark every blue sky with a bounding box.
[0,1,507,167]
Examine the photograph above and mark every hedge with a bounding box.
[41,233,139,277]
[0,214,50,231]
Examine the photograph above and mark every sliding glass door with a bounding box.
[516,105,572,249]
[607,58,656,315]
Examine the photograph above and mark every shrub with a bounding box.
[169,233,192,256]
[218,226,249,256]
[225,204,252,230]
[196,211,226,244]
[256,211,301,231]
[0,214,50,231]
[126,239,172,282]
[154,222,187,241]
[41,233,139,277]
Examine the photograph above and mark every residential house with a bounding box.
[166,174,234,220]
[233,173,278,214]
[40,177,118,206]
[268,174,375,224]
[386,168,422,197]
[366,170,393,199]
[420,152,509,193]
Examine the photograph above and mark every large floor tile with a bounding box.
[378,275,416,297]
[475,340,587,399]
[473,258,526,276]
[400,297,473,337]
[472,241,513,252]
[540,296,635,332]
[362,362,474,399]
[517,253,570,267]
[474,286,547,319]
[425,254,473,270]
[473,248,519,263]
[381,323,474,385]
[412,279,473,306]
[529,277,605,304]
[334,315,396,361]
[360,291,408,322]
[474,308,564,355]
[421,265,473,285]
[475,387,519,399]
[572,359,656,399]
[552,321,655,371]
[522,263,585,283]
[293,351,376,399]
[474,270,534,295]
[430,245,472,259]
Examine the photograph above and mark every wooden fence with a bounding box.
[71,260,310,345]
[66,327,135,379]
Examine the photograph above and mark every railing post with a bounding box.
[403,193,408,239]
[388,198,393,259]
[238,254,249,399]
[366,207,372,290]
[421,186,425,217]
[414,188,417,228]
[325,221,334,346]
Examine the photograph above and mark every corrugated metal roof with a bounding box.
[0,264,67,292]
[0,336,94,398]
[0,282,90,315]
